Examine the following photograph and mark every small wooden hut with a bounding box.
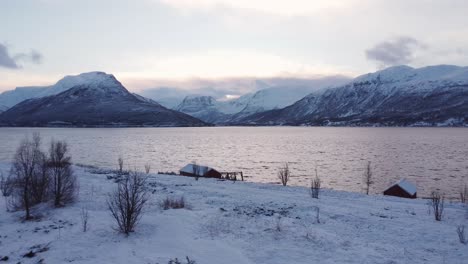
[383,179,417,199]
[179,164,221,178]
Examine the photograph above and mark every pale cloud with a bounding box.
[122,50,354,80]
[158,0,361,16]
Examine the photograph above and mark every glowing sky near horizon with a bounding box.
[1,0,468,91]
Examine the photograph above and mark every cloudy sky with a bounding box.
[0,0,467,91]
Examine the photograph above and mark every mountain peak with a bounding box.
[56,71,120,89]
[45,71,127,97]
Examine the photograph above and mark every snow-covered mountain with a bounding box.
[0,72,134,110]
[174,77,349,123]
[0,72,207,127]
[175,96,230,124]
[237,65,468,126]
[141,76,349,111]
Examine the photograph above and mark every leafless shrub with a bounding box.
[277,163,290,186]
[363,161,373,195]
[107,171,148,235]
[430,191,444,221]
[168,257,196,264]
[0,172,14,197]
[1,172,15,212]
[160,196,186,210]
[457,225,466,244]
[144,163,151,174]
[48,140,77,207]
[80,207,89,232]
[310,164,321,199]
[117,156,124,174]
[10,133,48,220]
[460,184,467,204]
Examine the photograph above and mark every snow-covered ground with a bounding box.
[0,163,467,264]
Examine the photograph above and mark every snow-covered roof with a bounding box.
[389,179,417,195]
[180,163,212,176]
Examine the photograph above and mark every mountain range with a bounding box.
[0,65,466,127]
[238,65,468,126]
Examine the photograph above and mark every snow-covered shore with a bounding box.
[0,163,467,264]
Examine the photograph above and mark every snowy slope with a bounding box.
[0,86,47,109]
[175,95,230,123]
[0,162,466,264]
[226,86,331,123]
[240,65,468,126]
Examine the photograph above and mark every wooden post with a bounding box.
[240,172,244,181]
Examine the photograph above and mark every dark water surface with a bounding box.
[0,127,467,198]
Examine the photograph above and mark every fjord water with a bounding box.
[0,127,466,198]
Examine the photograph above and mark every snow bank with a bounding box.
[0,162,467,264]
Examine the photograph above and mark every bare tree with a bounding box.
[80,207,89,232]
[310,164,321,199]
[107,171,148,235]
[430,191,444,221]
[48,140,77,207]
[117,156,124,174]
[144,163,151,174]
[10,133,47,220]
[364,161,373,195]
[278,163,290,186]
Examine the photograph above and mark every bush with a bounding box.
[310,164,321,199]
[48,140,77,207]
[108,171,148,235]
[277,163,290,186]
[160,196,186,210]
[430,191,444,221]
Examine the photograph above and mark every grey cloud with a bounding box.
[14,49,44,64]
[365,37,425,67]
[0,43,19,69]
[0,43,43,69]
